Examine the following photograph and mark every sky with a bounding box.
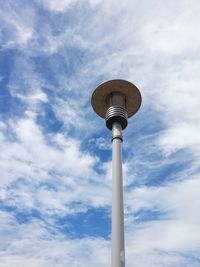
[0,0,200,266]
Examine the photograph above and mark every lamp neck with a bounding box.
[112,122,123,142]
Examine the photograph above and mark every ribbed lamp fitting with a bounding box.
[105,106,128,130]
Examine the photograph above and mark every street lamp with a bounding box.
[91,79,142,267]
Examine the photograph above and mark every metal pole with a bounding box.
[91,79,141,267]
[112,122,125,267]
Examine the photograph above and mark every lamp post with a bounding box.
[91,79,142,267]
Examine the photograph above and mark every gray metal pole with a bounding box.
[111,122,125,267]
[91,79,141,267]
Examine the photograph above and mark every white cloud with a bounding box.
[89,137,111,150]
[125,175,200,220]
[15,90,48,104]
[122,176,200,267]
[158,123,200,156]
[40,0,76,13]
[0,210,110,267]
[0,2,34,48]
[53,97,87,131]
[0,113,111,215]
[142,1,200,55]
[7,55,48,113]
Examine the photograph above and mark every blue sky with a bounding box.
[0,0,200,266]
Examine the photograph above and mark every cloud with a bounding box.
[0,1,35,48]
[0,111,111,217]
[141,1,200,55]
[124,176,200,266]
[40,0,76,13]
[89,137,111,150]
[158,123,200,156]
[0,211,110,267]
